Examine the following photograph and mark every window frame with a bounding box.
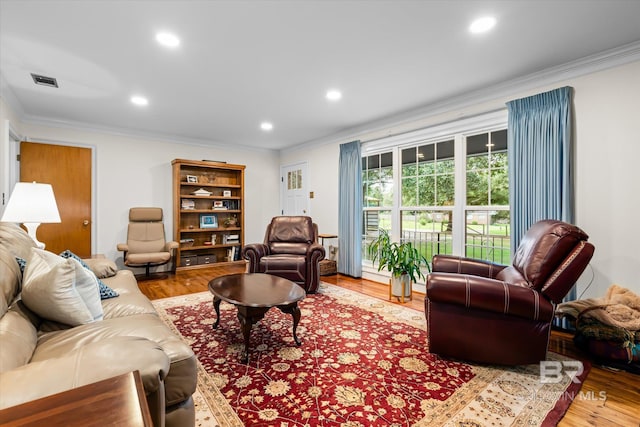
[361,110,508,280]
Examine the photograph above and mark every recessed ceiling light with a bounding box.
[131,96,149,106]
[260,122,273,131]
[469,16,496,34]
[156,32,180,48]
[326,90,342,101]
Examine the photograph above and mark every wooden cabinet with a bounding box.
[172,159,245,270]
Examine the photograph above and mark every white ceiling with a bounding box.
[1,1,640,151]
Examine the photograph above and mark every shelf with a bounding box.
[180,183,241,188]
[180,209,241,214]
[177,259,245,270]
[180,243,241,251]
[180,195,241,199]
[179,227,241,232]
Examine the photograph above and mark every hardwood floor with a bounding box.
[138,265,640,427]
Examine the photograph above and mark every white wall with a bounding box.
[280,60,640,298]
[0,97,23,217]
[2,115,281,266]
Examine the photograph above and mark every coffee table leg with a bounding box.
[280,303,302,346]
[212,296,221,329]
[237,312,251,364]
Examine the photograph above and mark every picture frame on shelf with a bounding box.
[222,190,232,197]
[186,175,198,183]
[200,213,218,228]
[213,201,226,209]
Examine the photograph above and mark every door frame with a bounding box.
[1,121,21,214]
[12,137,98,255]
[279,161,310,216]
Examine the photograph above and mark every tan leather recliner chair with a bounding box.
[117,207,178,278]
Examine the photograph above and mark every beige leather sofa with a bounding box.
[0,223,197,427]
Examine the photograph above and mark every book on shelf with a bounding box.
[227,246,242,261]
[222,234,240,244]
[181,199,195,210]
[221,200,239,210]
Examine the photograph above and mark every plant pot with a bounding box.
[391,274,412,298]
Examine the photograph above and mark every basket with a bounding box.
[180,238,194,248]
[319,259,337,276]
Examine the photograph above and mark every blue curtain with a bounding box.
[507,87,577,311]
[507,86,573,247]
[338,140,362,277]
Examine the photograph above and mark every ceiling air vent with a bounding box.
[31,73,58,88]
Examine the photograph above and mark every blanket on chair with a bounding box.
[557,284,640,335]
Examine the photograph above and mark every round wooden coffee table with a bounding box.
[208,273,306,363]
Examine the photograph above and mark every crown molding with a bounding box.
[17,114,277,154]
[284,40,640,154]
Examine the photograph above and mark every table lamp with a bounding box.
[1,182,61,249]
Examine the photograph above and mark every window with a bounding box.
[465,130,510,264]
[287,169,303,190]
[362,152,392,262]
[400,140,456,261]
[362,113,509,279]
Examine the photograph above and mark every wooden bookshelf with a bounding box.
[171,159,245,270]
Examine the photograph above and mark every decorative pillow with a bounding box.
[22,248,103,326]
[59,250,119,300]
[15,256,27,273]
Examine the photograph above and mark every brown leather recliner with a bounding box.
[242,216,325,293]
[425,220,595,365]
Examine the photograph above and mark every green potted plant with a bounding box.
[367,229,430,299]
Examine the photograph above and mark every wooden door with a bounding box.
[20,142,92,256]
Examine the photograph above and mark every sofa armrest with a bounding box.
[431,254,506,278]
[165,241,179,251]
[0,336,169,410]
[426,272,554,321]
[116,243,128,252]
[306,242,326,260]
[83,258,118,279]
[242,243,269,272]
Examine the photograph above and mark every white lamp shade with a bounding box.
[1,182,61,223]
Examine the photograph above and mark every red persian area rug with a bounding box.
[152,283,589,427]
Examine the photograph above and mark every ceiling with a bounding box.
[2,1,640,151]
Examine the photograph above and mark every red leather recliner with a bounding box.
[242,216,325,293]
[425,220,595,365]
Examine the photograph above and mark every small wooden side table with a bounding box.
[0,371,152,427]
[318,233,338,275]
